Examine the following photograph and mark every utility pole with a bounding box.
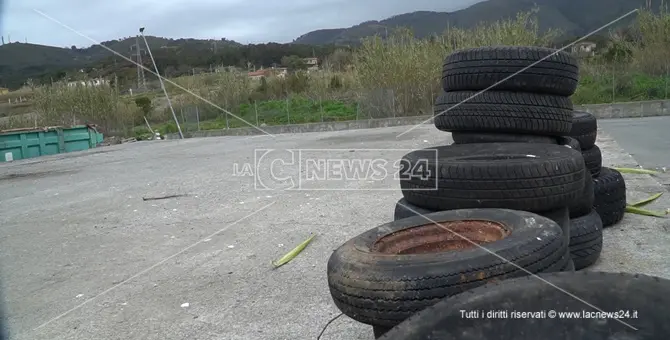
[140,27,184,139]
[132,35,147,90]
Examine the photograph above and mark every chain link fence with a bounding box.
[3,58,670,135]
[153,60,670,136]
[154,88,438,134]
[573,58,670,104]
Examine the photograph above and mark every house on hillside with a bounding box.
[273,67,288,78]
[247,67,288,80]
[248,69,272,80]
[67,77,110,88]
[571,42,596,57]
[302,57,319,71]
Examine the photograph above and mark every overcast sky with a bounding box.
[2,0,483,47]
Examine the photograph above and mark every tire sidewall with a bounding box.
[336,209,562,266]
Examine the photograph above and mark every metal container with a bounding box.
[0,125,103,162]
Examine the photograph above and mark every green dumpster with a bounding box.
[0,125,104,162]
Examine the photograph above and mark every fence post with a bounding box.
[196,106,200,131]
[320,97,324,122]
[356,102,359,120]
[255,101,259,126]
[612,66,616,103]
[286,97,290,124]
[429,87,435,118]
[665,64,668,99]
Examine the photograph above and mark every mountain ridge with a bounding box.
[0,0,650,89]
[293,0,646,45]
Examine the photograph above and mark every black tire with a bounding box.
[395,199,570,245]
[434,91,573,135]
[582,145,602,176]
[593,167,626,227]
[451,132,558,144]
[380,272,670,340]
[568,170,594,218]
[373,326,391,339]
[400,143,585,212]
[569,210,603,270]
[327,209,567,327]
[394,200,572,258]
[558,136,580,151]
[568,111,597,149]
[538,207,570,245]
[393,198,433,221]
[441,46,579,96]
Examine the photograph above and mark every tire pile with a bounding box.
[326,46,634,339]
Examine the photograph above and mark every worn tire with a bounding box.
[569,210,603,270]
[327,209,567,327]
[380,272,670,340]
[593,167,626,227]
[582,145,602,176]
[568,111,597,149]
[540,207,570,246]
[400,143,585,212]
[434,91,573,135]
[568,170,594,218]
[373,326,391,339]
[451,132,558,144]
[442,46,579,96]
[395,198,570,244]
[562,258,575,272]
[558,136,581,151]
[393,198,434,221]
[451,135,580,149]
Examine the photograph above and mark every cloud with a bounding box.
[2,0,482,47]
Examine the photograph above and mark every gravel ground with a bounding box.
[0,124,668,340]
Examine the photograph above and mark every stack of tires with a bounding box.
[400,46,587,269]
[327,46,606,339]
[565,111,627,228]
[560,110,626,271]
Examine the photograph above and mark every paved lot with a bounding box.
[600,116,670,187]
[0,124,669,340]
[599,116,670,170]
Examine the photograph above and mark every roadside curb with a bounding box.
[576,99,670,119]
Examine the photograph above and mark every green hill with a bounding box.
[0,0,651,89]
[0,36,241,89]
[294,0,647,45]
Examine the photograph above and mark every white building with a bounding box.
[67,78,110,88]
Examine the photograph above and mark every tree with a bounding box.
[134,96,153,117]
[281,55,307,71]
[326,49,353,71]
